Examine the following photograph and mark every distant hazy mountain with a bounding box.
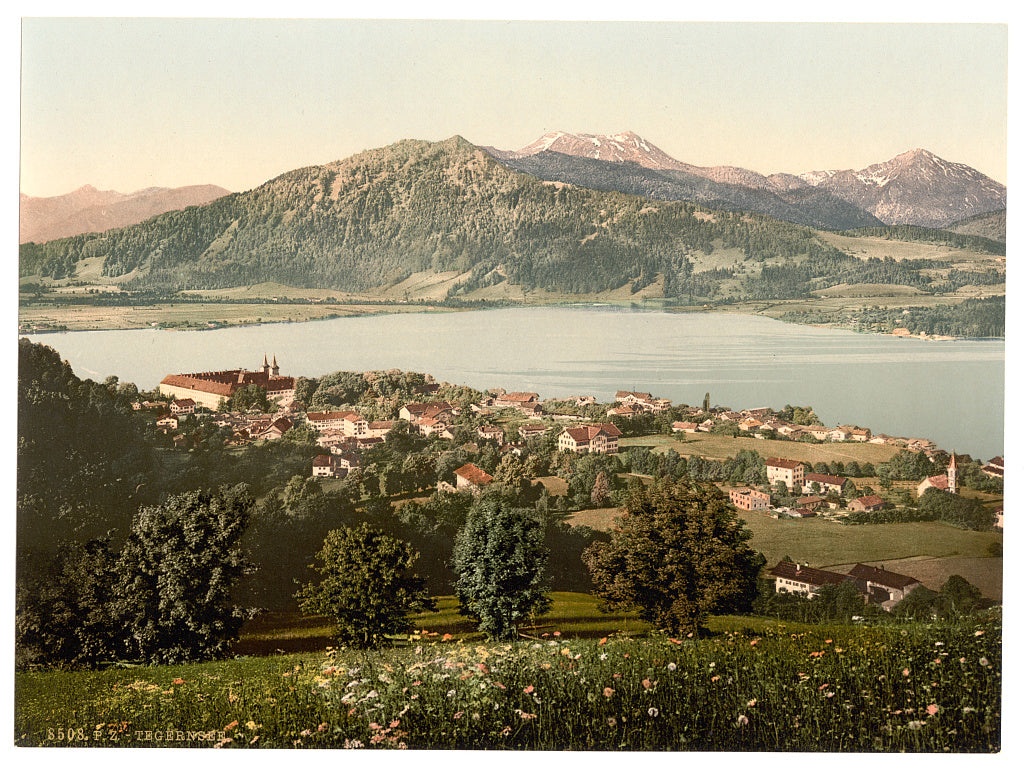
[489,132,1005,230]
[796,149,1006,228]
[20,183,231,244]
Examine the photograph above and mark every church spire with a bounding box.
[947,451,958,494]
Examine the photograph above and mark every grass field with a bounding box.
[619,434,901,465]
[15,610,1002,751]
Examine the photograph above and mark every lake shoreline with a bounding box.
[17,298,1002,342]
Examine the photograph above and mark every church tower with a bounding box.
[262,353,271,379]
[947,452,958,494]
[271,354,280,377]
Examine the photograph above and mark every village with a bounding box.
[145,355,1004,612]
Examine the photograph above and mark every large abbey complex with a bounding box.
[158,355,296,410]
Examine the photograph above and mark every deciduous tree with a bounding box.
[296,522,433,648]
[583,480,763,635]
[453,496,551,639]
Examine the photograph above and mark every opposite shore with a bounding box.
[17,292,1001,340]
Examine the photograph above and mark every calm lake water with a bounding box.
[27,306,1005,460]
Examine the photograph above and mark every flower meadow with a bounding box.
[15,615,1000,752]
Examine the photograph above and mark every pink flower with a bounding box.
[903,668,910,676]
[927,704,939,716]
[603,687,615,698]
[524,685,534,694]
[737,714,749,726]
[642,678,652,690]
[553,631,561,637]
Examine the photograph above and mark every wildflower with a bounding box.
[446,689,456,698]
[750,639,759,647]
[599,637,608,646]
[477,663,489,673]
[246,721,259,731]
[249,736,259,745]
[747,699,757,707]
[172,678,185,685]
[711,675,720,682]
[975,630,985,637]
[607,717,617,727]
[300,729,312,737]
[979,657,990,667]
[453,711,464,720]
[524,685,535,694]
[907,720,925,731]
[389,720,400,728]
[648,707,659,717]
[366,690,379,700]
[642,678,652,690]
[903,668,910,677]
[343,739,365,749]
[442,633,453,641]
[604,687,615,698]
[600,653,608,661]
[737,714,749,727]
[554,631,561,637]
[825,692,834,698]
[667,662,677,671]
[927,704,939,716]
[223,720,238,732]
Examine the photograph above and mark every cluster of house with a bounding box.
[769,560,923,612]
[151,363,1002,515]
[727,454,962,519]
[607,390,672,418]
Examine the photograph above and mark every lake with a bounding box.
[26,306,1005,460]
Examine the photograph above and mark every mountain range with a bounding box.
[486,131,1006,230]
[19,134,1006,302]
[20,184,231,244]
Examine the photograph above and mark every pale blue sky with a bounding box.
[19,15,1009,197]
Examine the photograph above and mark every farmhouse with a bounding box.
[802,473,848,495]
[769,561,851,598]
[729,487,770,511]
[557,423,622,454]
[454,463,493,491]
[478,426,505,445]
[849,494,888,512]
[306,410,368,436]
[766,458,806,490]
[845,564,922,609]
[169,398,196,415]
[159,355,296,410]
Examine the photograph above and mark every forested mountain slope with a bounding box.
[20,137,871,296]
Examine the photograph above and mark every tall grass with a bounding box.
[15,612,1000,752]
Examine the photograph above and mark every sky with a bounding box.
[17,10,1010,198]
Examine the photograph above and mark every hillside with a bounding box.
[945,209,1007,243]
[20,184,231,244]
[496,150,884,230]
[18,136,871,296]
[18,137,1006,309]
